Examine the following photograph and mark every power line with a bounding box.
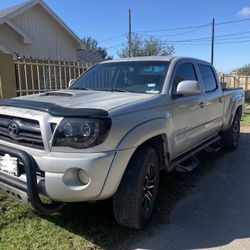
[169,38,250,46]
[167,39,250,47]
[164,30,250,43]
[212,30,250,38]
[138,26,209,38]
[105,43,126,49]
[96,24,210,46]
[216,39,250,44]
[103,18,250,55]
[97,17,250,47]
[97,33,126,44]
[105,32,250,51]
[172,43,211,46]
[216,35,250,41]
[135,23,211,33]
[135,17,250,34]
[216,17,250,26]
[129,30,250,45]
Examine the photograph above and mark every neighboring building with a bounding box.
[0,0,94,62]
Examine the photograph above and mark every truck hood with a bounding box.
[16,90,155,111]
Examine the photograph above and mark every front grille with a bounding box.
[0,115,44,149]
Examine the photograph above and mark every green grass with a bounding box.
[241,108,250,126]
[0,192,136,250]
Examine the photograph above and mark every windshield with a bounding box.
[70,61,169,94]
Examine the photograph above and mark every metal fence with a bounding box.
[14,57,91,96]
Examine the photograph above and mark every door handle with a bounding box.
[219,96,223,103]
[199,102,205,108]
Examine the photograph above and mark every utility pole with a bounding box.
[128,8,132,57]
[211,18,215,65]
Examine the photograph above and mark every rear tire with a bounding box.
[113,146,159,229]
[221,114,240,150]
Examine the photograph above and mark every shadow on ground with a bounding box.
[41,133,247,250]
[130,131,250,250]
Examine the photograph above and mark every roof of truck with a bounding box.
[100,56,210,65]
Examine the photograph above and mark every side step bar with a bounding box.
[171,136,221,171]
[175,156,200,172]
[205,140,222,153]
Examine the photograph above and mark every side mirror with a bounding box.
[176,80,201,96]
[68,79,75,87]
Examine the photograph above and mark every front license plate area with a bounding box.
[0,154,19,176]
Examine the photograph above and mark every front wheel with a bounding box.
[221,114,240,150]
[113,146,159,229]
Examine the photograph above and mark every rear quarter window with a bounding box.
[198,65,217,92]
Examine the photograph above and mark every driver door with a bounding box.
[171,62,205,158]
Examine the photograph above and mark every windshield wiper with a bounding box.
[71,87,129,93]
[104,88,128,93]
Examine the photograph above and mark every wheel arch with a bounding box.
[116,117,171,150]
[223,103,243,131]
[130,134,170,171]
[229,104,243,128]
[99,122,171,200]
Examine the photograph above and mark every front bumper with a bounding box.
[0,144,62,214]
[0,143,118,209]
[39,151,116,202]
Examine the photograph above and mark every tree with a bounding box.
[234,64,250,75]
[82,37,113,60]
[118,33,175,58]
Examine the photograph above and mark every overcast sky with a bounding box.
[1,0,250,72]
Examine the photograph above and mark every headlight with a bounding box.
[52,118,111,149]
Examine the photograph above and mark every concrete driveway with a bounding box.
[130,127,250,250]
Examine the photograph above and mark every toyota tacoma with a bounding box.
[0,56,244,229]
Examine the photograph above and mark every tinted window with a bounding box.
[70,61,169,94]
[199,65,217,92]
[173,63,197,93]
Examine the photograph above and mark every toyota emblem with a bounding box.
[8,122,19,136]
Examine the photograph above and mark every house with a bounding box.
[0,0,106,99]
[0,0,98,62]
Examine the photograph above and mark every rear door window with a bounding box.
[198,65,217,92]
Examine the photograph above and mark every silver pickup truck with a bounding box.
[0,56,244,229]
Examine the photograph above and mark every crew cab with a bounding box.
[0,56,244,229]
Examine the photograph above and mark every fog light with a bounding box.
[62,168,90,189]
[78,169,90,185]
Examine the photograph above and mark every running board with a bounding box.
[175,156,200,172]
[204,140,222,153]
[171,136,221,171]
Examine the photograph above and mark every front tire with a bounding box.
[221,114,240,150]
[113,146,159,229]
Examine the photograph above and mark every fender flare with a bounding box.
[116,117,172,151]
[223,95,243,130]
[98,117,172,200]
